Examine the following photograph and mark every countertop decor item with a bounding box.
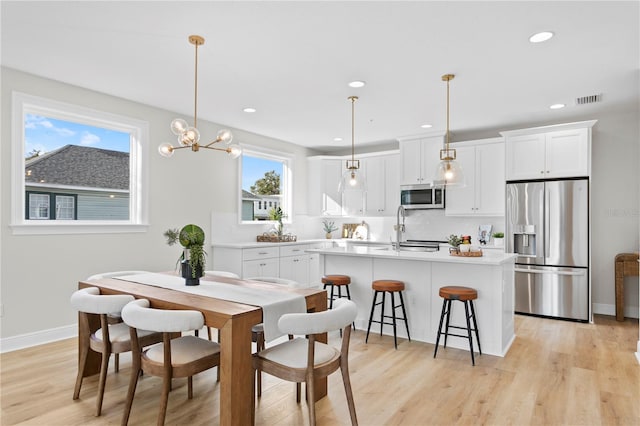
[448,234,463,254]
[268,206,286,239]
[158,35,242,159]
[322,219,338,239]
[450,249,483,257]
[164,224,206,286]
[492,232,504,247]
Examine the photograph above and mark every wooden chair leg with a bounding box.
[207,327,212,341]
[256,331,265,396]
[341,361,358,425]
[114,353,120,372]
[73,337,90,400]
[188,376,193,399]
[158,374,171,426]
[306,371,316,426]
[296,383,301,403]
[121,364,141,425]
[96,351,110,416]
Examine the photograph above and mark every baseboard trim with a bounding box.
[592,303,639,319]
[0,324,76,353]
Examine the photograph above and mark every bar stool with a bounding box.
[433,286,482,365]
[321,274,352,308]
[365,279,410,349]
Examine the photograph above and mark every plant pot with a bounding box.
[325,232,332,239]
[181,251,203,286]
[493,237,504,247]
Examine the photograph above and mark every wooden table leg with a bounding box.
[615,259,625,321]
[80,312,102,376]
[219,316,254,426]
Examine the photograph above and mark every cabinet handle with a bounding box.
[260,263,266,266]
[293,259,299,263]
[540,171,544,174]
[258,252,268,255]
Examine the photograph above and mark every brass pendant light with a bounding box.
[338,96,366,192]
[158,35,242,159]
[434,74,465,187]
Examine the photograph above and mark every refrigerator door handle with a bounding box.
[514,268,586,277]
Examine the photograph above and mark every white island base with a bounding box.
[309,247,516,357]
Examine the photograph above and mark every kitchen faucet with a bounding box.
[396,205,406,251]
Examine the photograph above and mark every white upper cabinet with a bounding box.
[307,157,343,216]
[502,121,596,181]
[364,154,400,216]
[445,138,505,216]
[399,134,444,185]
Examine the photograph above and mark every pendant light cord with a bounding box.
[193,40,199,129]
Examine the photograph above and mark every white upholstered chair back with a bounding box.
[279,298,357,335]
[122,299,205,333]
[70,287,134,315]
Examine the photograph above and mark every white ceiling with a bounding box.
[2,1,638,152]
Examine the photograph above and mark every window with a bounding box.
[11,92,149,234]
[239,147,292,223]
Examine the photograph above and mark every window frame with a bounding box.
[238,145,293,225]
[26,191,78,220]
[11,92,149,235]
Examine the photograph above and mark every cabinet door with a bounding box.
[384,154,400,214]
[544,128,589,178]
[444,145,476,215]
[279,255,309,286]
[364,156,385,215]
[400,139,423,185]
[505,134,545,180]
[420,136,444,186]
[475,142,505,215]
[322,159,343,216]
[308,252,321,288]
[242,258,279,278]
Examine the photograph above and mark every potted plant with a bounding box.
[492,232,504,247]
[448,234,462,253]
[268,206,286,240]
[322,219,338,239]
[164,224,206,286]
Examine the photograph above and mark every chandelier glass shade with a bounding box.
[158,35,241,159]
[434,74,465,187]
[338,96,366,193]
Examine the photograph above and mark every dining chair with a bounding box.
[70,287,162,417]
[85,270,151,372]
[245,276,300,395]
[121,298,221,426]
[253,298,358,426]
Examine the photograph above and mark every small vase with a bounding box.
[325,232,332,239]
[493,238,504,247]
[181,249,203,286]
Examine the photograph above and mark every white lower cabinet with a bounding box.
[212,242,329,288]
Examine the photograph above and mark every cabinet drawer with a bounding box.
[243,246,279,261]
[279,244,310,257]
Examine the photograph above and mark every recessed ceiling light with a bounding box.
[549,103,565,110]
[529,31,554,43]
[421,124,433,129]
[243,107,256,113]
[334,137,343,142]
[348,80,366,88]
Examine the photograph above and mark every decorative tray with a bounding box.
[256,233,297,243]
[449,249,483,257]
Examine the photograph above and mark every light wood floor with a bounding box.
[1,314,638,425]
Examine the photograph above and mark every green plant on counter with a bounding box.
[164,224,206,278]
[448,234,463,247]
[322,219,338,233]
[492,232,504,238]
[268,206,286,238]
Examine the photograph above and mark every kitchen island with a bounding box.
[306,246,517,356]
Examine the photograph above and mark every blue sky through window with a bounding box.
[24,114,130,156]
[242,155,282,192]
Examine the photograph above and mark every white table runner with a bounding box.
[114,273,306,341]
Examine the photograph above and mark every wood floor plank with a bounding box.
[1,314,638,425]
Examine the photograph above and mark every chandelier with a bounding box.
[158,35,242,159]
[338,96,366,192]
[434,74,464,187]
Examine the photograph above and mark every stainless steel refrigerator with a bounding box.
[506,179,589,321]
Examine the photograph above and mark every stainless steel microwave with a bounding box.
[400,184,445,209]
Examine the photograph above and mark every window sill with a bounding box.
[9,222,149,235]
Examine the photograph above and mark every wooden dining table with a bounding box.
[78,273,328,425]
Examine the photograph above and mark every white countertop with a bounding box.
[306,246,516,266]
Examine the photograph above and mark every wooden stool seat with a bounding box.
[322,275,351,286]
[439,286,478,301]
[434,285,481,365]
[366,280,410,349]
[372,279,405,292]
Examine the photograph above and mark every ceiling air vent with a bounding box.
[575,93,602,105]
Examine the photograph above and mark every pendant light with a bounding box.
[158,35,242,159]
[338,96,366,192]
[434,74,465,187]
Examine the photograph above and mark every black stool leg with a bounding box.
[469,300,481,355]
[379,291,386,337]
[329,284,335,309]
[398,291,410,342]
[443,299,452,348]
[434,298,447,358]
[390,292,398,349]
[365,291,379,343]
[464,300,475,365]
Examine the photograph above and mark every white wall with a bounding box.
[0,67,314,343]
